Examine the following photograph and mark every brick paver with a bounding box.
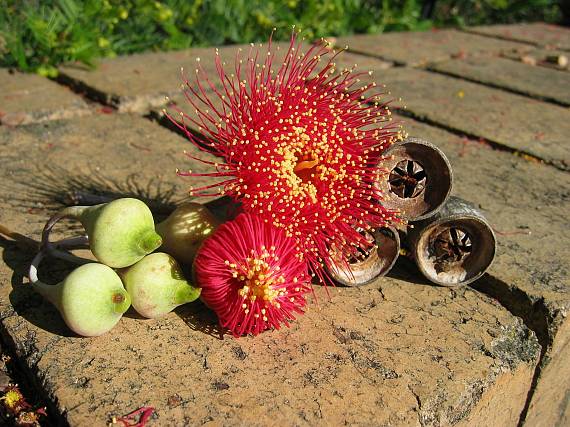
[57,43,281,113]
[430,55,570,105]
[158,95,570,425]
[467,23,570,50]
[401,115,570,426]
[502,47,570,72]
[0,69,91,126]
[58,48,223,113]
[155,74,570,425]
[351,66,569,168]
[335,29,531,66]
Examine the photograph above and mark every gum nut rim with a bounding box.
[412,215,496,287]
[376,137,453,221]
[326,227,400,287]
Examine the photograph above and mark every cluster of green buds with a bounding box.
[31,198,217,337]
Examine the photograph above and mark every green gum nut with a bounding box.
[155,202,219,266]
[120,252,201,319]
[32,263,131,337]
[68,198,162,268]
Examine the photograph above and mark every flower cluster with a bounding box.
[169,31,400,336]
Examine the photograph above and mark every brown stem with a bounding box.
[41,206,85,248]
[41,207,97,265]
[47,236,92,265]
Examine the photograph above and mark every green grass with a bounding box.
[0,0,562,75]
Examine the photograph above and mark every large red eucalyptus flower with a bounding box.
[167,31,400,282]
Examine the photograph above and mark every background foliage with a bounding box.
[0,0,563,75]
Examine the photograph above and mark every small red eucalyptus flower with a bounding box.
[167,30,401,283]
[194,212,310,337]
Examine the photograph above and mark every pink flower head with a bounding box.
[194,212,311,336]
[168,31,400,283]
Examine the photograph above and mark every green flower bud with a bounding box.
[155,202,219,266]
[31,262,130,337]
[120,252,200,319]
[44,198,162,268]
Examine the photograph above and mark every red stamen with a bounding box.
[113,406,155,427]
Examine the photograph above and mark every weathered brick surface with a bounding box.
[58,47,226,113]
[401,115,570,309]
[429,55,570,105]
[502,48,570,72]
[58,43,391,115]
[0,113,217,218]
[525,318,570,427]
[335,29,530,66]
[0,69,91,126]
[467,23,570,50]
[351,66,569,168]
[161,97,570,424]
[400,116,570,427]
[0,115,540,426]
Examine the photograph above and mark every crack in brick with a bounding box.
[470,273,559,426]
[426,66,570,108]
[393,106,567,172]
[0,322,70,426]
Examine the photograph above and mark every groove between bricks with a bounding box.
[0,321,69,427]
[330,46,407,67]
[470,274,554,426]
[53,73,121,109]
[459,28,570,53]
[392,106,568,172]
[424,66,570,108]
